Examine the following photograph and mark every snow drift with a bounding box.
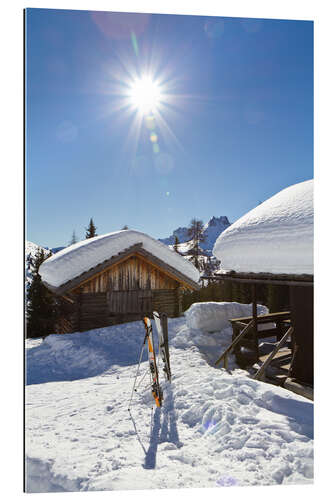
[213,180,313,275]
[39,229,200,288]
[185,301,269,332]
[26,321,151,385]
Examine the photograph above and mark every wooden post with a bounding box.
[77,288,82,332]
[215,319,255,366]
[252,284,259,361]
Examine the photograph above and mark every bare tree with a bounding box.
[187,218,205,269]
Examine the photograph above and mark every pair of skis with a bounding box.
[143,312,171,408]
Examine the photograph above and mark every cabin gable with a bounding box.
[74,253,180,294]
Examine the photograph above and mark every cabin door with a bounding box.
[107,290,153,314]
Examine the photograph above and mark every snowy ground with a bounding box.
[25,306,313,492]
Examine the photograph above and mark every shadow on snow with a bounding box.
[26,324,149,385]
[136,384,182,470]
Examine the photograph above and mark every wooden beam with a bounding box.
[252,284,259,361]
[202,274,313,287]
[200,276,313,287]
[229,311,291,323]
[233,321,249,329]
[215,320,255,367]
[60,295,75,304]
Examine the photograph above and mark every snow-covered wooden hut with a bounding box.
[212,179,314,388]
[39,230,200,332]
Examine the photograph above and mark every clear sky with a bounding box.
[25,8,313,248]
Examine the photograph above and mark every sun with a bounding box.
[129,76,162,115]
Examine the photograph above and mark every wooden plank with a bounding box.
[284,378,313,401]
[254,327,293,381]
[202,273,313,287]
[259,349,292,364]
[230,311,291,323]
[215,320,255,367]
[233,321,249,329]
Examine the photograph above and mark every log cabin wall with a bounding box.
[54,296,80,334]
[152,289,180,317]
[78,255,179,293]
[78,292,110,332]
[64,255,185,332]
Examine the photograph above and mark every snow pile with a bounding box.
[39,229,200,288]
[25,316,313,491]
[26,322,150,385]
[185,301,269,332]
[213,180,313,275]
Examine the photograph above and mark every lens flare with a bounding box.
[150,132,158,143]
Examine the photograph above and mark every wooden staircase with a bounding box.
[215,312,294,386]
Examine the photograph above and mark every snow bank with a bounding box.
[185,301,269,332]
[213,180,313,275]
[39,230,200,288]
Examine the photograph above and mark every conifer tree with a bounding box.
[85,218,97,239]
[187,218,205,270]
[69,230,77,246]
[173,235,180,253]
[26,248,58,338]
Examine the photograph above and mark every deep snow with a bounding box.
[39,229,200,288]
[213,180,313,275]
[25,304,313,492]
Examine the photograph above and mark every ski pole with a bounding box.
[128,333,148,410]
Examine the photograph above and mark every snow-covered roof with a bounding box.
[39,229,200,290]
[213,180,313,275]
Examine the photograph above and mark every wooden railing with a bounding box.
[253,326,294,381]
[215,320,255,369]
[215,311,292,371]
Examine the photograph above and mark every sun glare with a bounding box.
[129,76,162,115]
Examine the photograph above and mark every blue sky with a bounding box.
[26,9,313,248]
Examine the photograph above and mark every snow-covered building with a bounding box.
[40,230,200,332]
[212,180,314,387]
